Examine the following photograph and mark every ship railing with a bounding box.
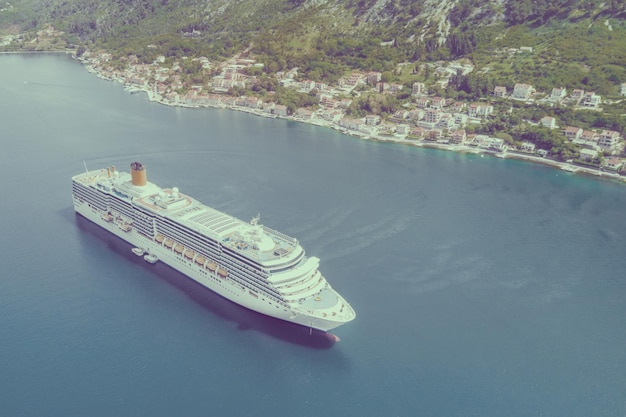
[262,225,297,246]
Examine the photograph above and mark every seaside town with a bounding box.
[5,23,626,182]
[76,46,626,182]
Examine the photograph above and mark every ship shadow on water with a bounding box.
[73,214,338,349]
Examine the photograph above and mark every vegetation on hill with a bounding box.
[4,0,623,93]
[2,0,625,158]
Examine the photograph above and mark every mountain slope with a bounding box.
[2,0,625,90]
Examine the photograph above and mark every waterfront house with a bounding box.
[207,94,223,107]
[437,114,455,130]
[391,110,410,122]
[273,104,288,117]
[450,129,467,144]
[478,136,506,151]
[427,129,444,140]
[520,142,536,153]
[412,82,426,97]
[294,108,315,121]
[581,130,599,143]
[220,96,236,106]
[242,96,263,109]
[540,116,557,129]
[164,92,179,104]
[359,123,377,136]
[550,87,567,102]
[235,96,248,107]
[184,93,212,107]
[365,114,381,126]
[572,137,600,151]
[570,89,585,104]
[338,117,361,131]
[598,130,622,153]
[511,83,535,100]
[319,95,335,109]
[579,148,599,162]
[300,80,316,92]
[453,113,469,128]
[450,101,466,113]
[422,109,442,126]
[493,86,507,98]
[408,126,425,139]
[416,97,430,109]
[430,97,446,110]
[337,72,361,91]
[582,92,601,108]
[396,124,411,135]
[467,103,494,119]
[604,157,624,171]
[374,122,393,135]
[563,126,583,141]
[407,109,425,123]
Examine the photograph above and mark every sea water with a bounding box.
[1,54,625,417]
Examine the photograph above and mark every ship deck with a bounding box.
[75,168,302,265]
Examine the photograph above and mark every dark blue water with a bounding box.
[1,54,625,417]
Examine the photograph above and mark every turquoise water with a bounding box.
[1,54,625,417]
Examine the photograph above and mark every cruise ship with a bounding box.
[72,162,355,332]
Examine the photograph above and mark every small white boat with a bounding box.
[132,247,145,256]
[144,254,158,264]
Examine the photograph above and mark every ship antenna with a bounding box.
[83,160,89,174]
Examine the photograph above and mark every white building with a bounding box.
[511,83,535,100]
[598,130,622,153]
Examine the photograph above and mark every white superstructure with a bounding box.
[72,162,355,331]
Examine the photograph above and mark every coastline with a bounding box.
[73,55,626,186]
[0,49,75,55]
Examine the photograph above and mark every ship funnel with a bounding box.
[130,162,147,186]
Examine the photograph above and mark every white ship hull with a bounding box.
[73,197,350,332]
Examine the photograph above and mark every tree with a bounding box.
[381,71,393,83]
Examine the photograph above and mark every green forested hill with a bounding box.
[2,0,625,92]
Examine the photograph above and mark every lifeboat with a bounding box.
[217,267,228,278]
[155,234,165,243]
[184,249,194,259]
[195,255,206,266]
[174,244,184,254]
[206,261,217,272]
[164,239,174,249]
[144,254,158,264]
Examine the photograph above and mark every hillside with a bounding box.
[3,1,625,76]
[2,0,626,168]
[2,1,625,92]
